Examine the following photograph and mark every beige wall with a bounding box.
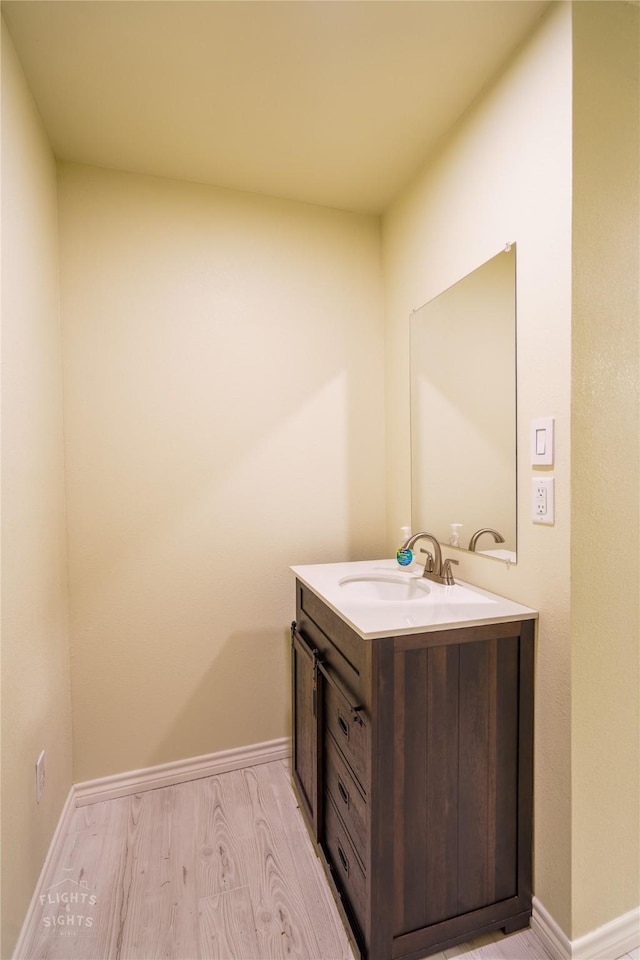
[0,21,73,958]
[383,0,640,939]
[382,2,574,933]
[57,163,385,782]
[571,0,640,938]
[3,2,638,952]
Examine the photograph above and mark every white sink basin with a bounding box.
[291,559,538,639]
[338,573,431,602]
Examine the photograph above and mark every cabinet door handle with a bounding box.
[337,777,350,808]
[290,623,316,661]
[291,627,365,727]
[337,842,349,876]
[291,625,321,718]
[317,659,366,727]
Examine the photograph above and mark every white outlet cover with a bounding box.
[36,750,45,803]
[532,477,554,524]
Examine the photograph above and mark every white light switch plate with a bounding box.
[531,417,554,466]
[532,477,554,524]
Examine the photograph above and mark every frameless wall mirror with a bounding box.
[410,245,517,563]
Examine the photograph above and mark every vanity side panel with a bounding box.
[425,646,460,923]
[368,636,396,960]
[393,644,461,934]
[392,646,427,933]
[516,619,535,908]
[457,636,520,913]
[390,620,533,959]
[494,635,520,903]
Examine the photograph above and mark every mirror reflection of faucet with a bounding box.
[401,531,459,585]
[468,528,506,552]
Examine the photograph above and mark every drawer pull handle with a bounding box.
[337,842,349,876]
[337,777,350,808]
[338,713,349,738]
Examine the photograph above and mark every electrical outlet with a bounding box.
[532,478,555,524]
[36,750,45,803]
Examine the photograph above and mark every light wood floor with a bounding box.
[15,760,637,960]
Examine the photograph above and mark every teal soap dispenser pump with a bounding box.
[396,525,413,567]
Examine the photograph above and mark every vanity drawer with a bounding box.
[325,677,370,791]
[324,793,367,942]
[325,732,368,863]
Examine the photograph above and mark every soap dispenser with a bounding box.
[449,523,463,547]
[396,525,413,567]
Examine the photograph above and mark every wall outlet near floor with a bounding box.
[36,750,45,803]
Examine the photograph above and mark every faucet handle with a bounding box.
[442,558,459,585]
[419,548,434,572]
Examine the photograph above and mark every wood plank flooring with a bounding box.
[18,760,354,960]
[14,759,634,960]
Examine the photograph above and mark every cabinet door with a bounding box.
[393,633,527,937]
[291,625,321,838]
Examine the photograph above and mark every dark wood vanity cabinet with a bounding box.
[291,579,535,960]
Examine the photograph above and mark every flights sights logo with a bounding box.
[39,872,98,935]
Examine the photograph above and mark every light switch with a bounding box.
[531,417,554,465]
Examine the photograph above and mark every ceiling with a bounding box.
[2,0,551,214]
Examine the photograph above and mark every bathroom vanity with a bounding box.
[290,560,537,960]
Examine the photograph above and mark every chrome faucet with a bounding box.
[401,532,458,585]
[468,527,506,552]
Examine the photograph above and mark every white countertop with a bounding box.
[291,558,537,640]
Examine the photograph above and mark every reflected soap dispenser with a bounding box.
[396,525,413,567]
[449,523,463,547]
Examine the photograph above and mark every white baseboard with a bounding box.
[533,896,640,960]
[571,906,640,960]
[12,787,78,960]
[73,736,291,806]
[532,898,572,959]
